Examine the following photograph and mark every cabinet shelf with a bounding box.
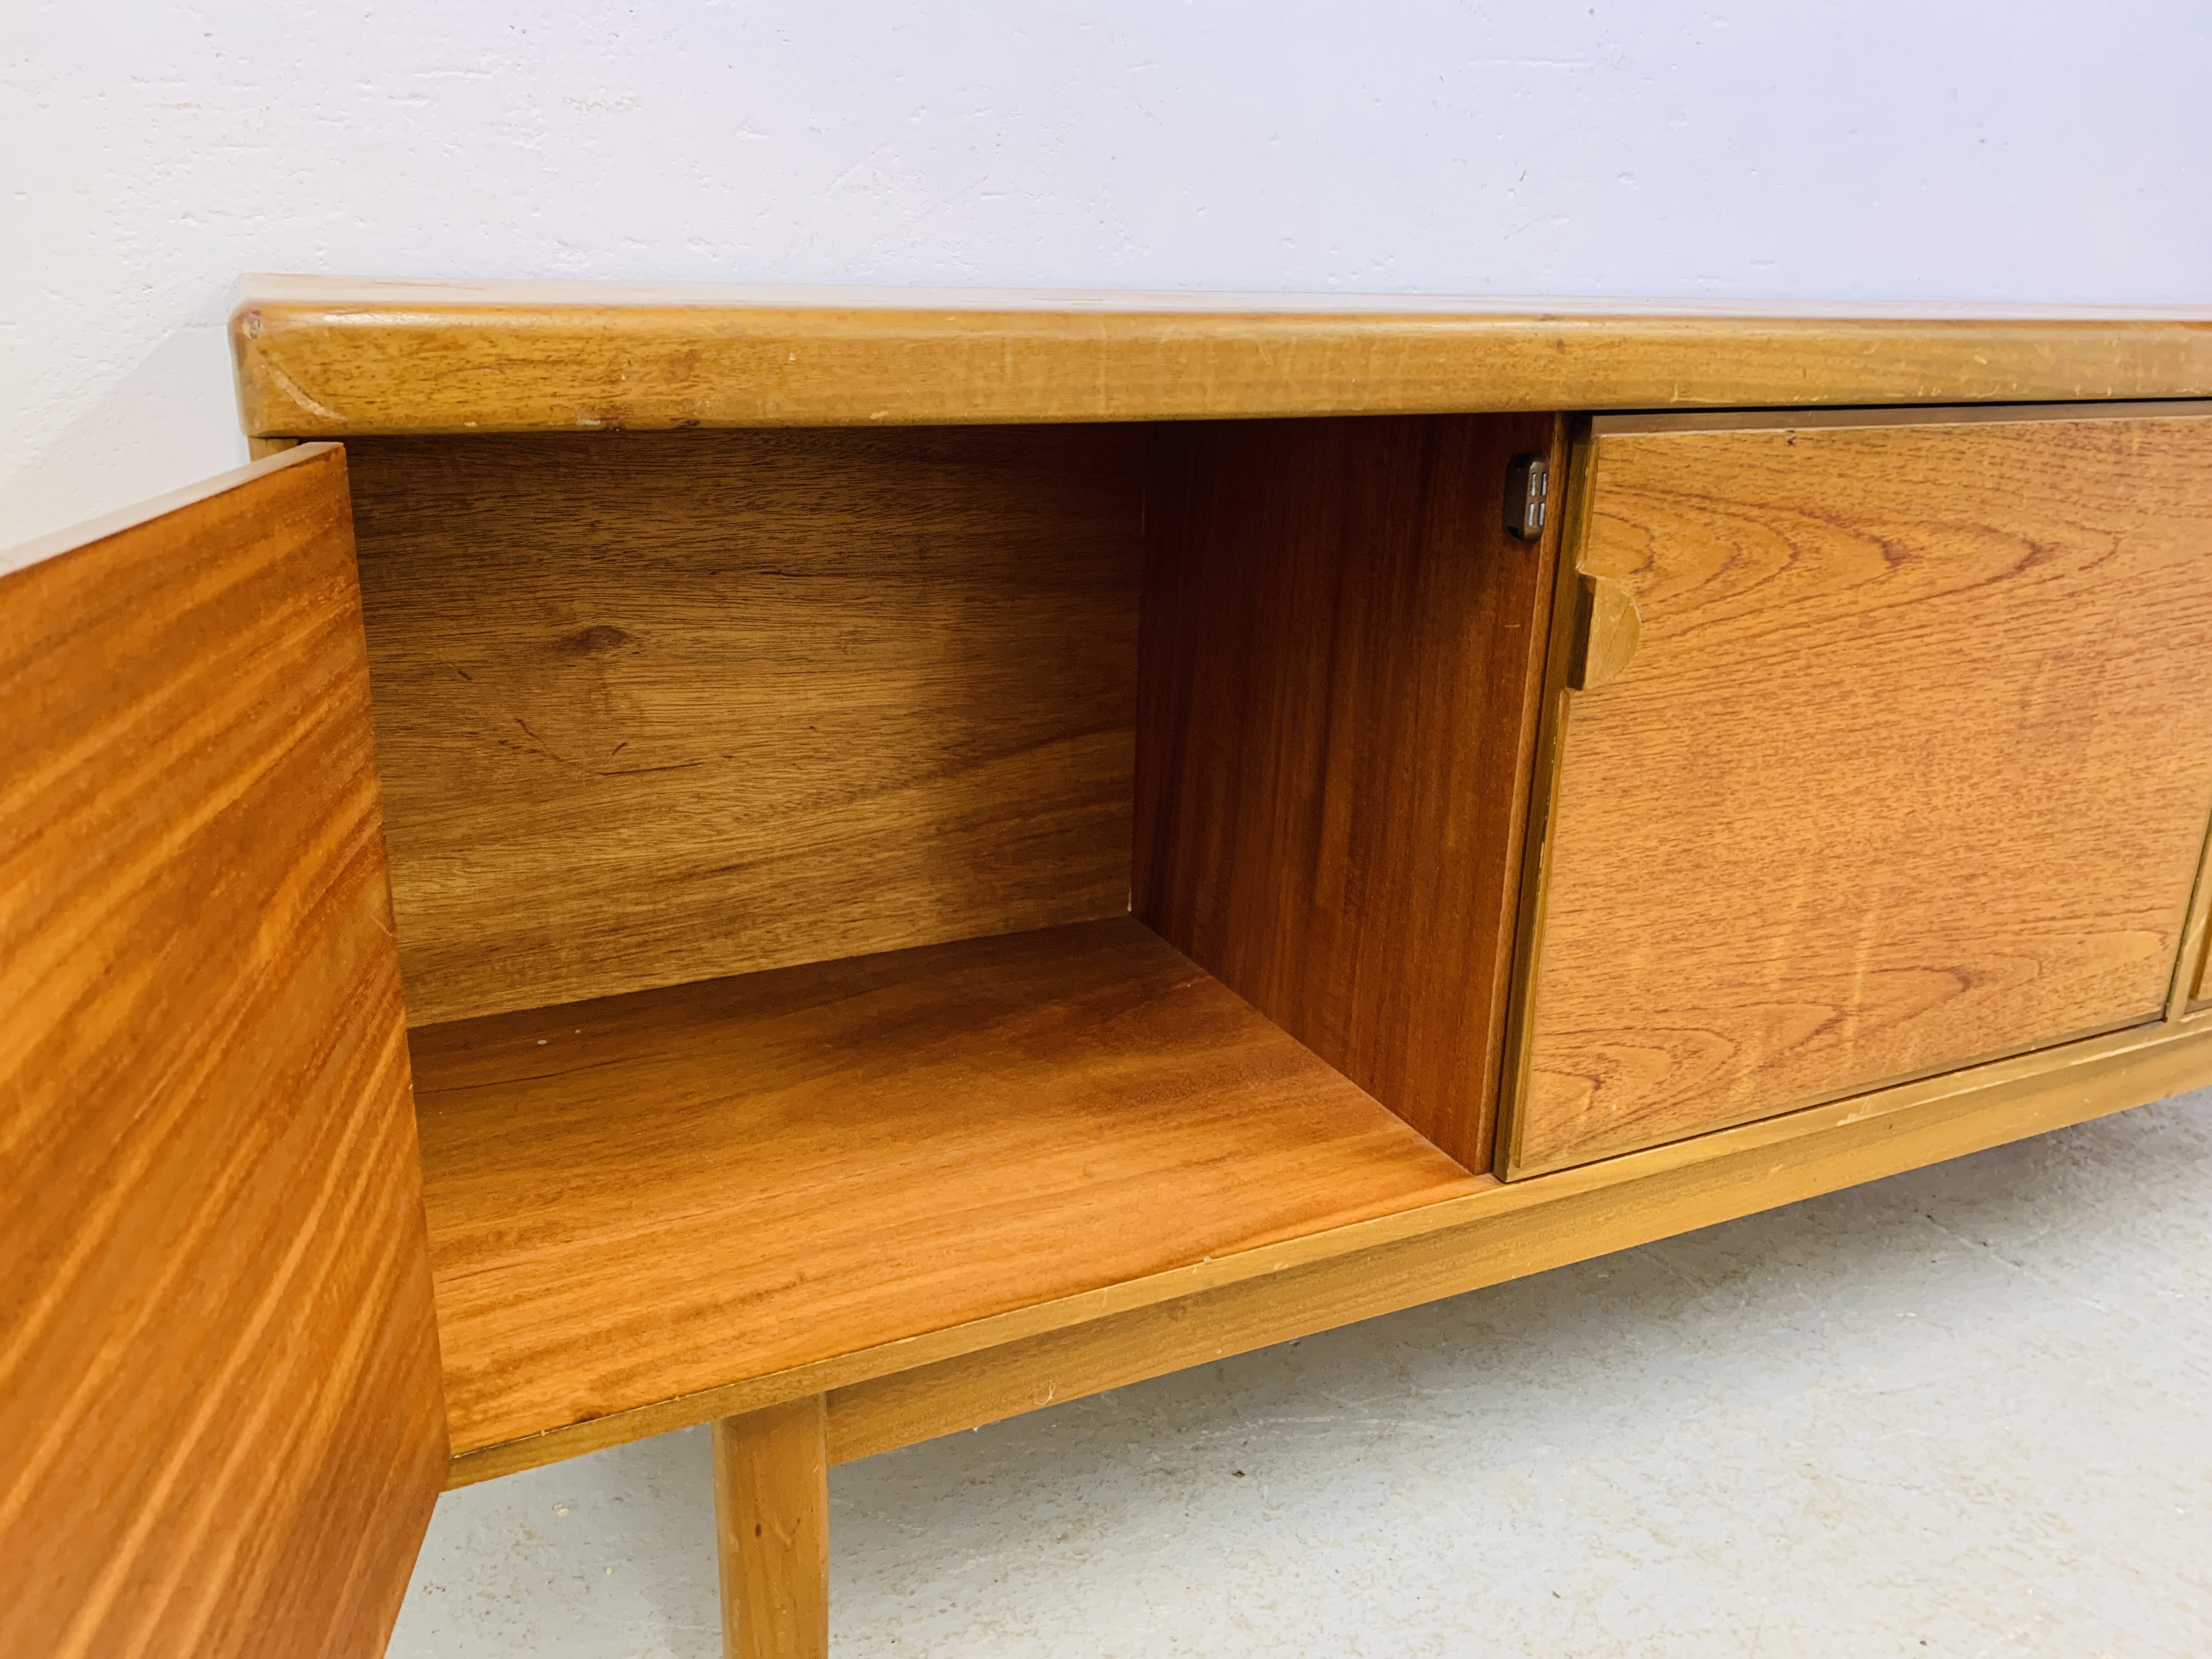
[410,917,1482,1463]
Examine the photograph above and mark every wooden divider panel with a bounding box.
[1136,414,1566,1169]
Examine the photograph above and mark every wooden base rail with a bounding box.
[693,1018,2212,1655]
[821,1013,2212,1465]
[447,1011,2212,1492]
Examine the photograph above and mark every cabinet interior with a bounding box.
[342,415,1556,1460]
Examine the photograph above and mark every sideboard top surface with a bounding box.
[230,275,2212,437]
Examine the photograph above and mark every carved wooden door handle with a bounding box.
[1568,572,1641,691]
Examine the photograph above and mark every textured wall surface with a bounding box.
[5,1,2210,550]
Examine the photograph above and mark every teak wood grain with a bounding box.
[1505,404,2212,1175]
[442,1007,2212,1487]
[714,1400,830,1659]
[229,276,2212,436]
[1136,414,1564,1169]
[0,448,447,1659]
[2185,819,2212,1014]
[409,917,1481,1462]
[821,1012,2212,1465]
[343,427,1145,1026]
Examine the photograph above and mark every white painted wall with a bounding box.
[5,1,2209,548]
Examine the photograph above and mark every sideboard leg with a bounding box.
[713,1395,830,1659]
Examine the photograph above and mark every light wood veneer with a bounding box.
[1137,413,1565,1168]
[438,1007,2212,1488]
[1506,404,2212,1175]
[410,918,1481,1465]
[0,448,446,1659]
[344,427,1146,1026]
[822,1013,2212,1464]
[230,278,2212,436]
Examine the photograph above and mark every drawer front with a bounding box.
[1503,404,2212,1176]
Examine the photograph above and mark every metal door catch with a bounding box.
[1505,454,1548,541]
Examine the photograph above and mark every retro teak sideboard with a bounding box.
[8,280,2212,1659]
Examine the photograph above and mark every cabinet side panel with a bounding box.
[345,427,1144,1026]
[0,449,447,1659]
[1135,414,1565,1168]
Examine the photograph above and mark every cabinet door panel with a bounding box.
[0,447,445,1659]
[1506,405,2212,1176]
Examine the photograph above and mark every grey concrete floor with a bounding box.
[390,1089,2212,1657]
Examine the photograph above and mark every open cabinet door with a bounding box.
[1,446,446,1659]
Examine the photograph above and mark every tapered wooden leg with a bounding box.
[714,1396,830,1659]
